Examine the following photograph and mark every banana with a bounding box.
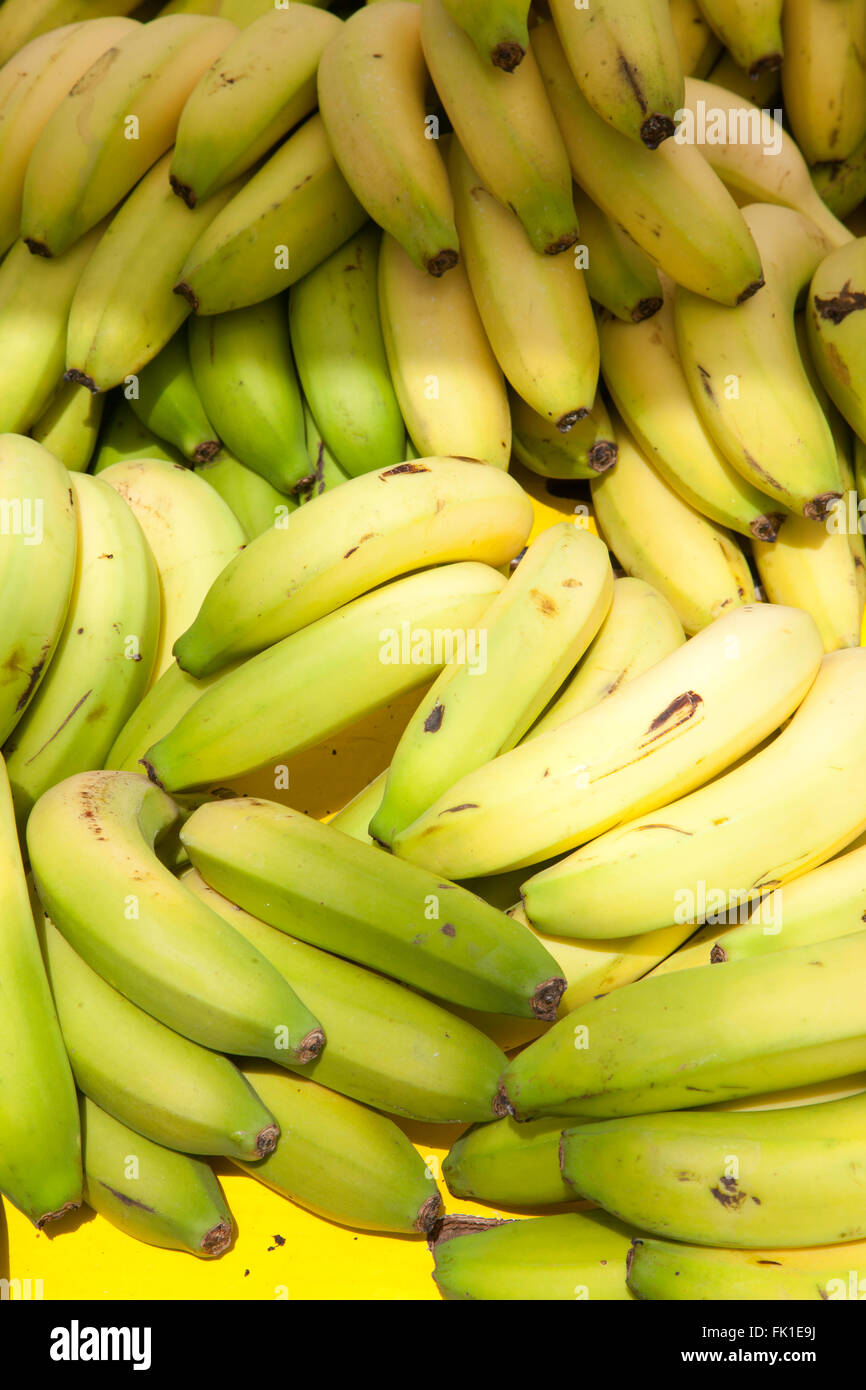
[27,771,325,1062]
[812,135,866,221]
[298,401,351,501]
[527,577,685,739]
[431,1210,636,1300]
[172,456,533,678]
[510,391,617,481]
[806,236,866,445]
[146,562,508,789]
[707,1070,866,1110]
[560,1093,866,1247]
[39,912,279,1160]
[440,0,529,71]
[707,47,781,105]
[549,0,683,148]
[752,502,865,652]
[105,659,232,775]
[65,153,242,394]
[317,3,458,277]
[98,459,246,683]
[570,184,664,324]
[422,0,580,256]
[669,0,722,77]
[695,0,782,76]
[0,434,78,744]
[30,380,104,472]
[0,761,80,1227]
[20,15,237,259]
[781,0,866,165]
[628,1235,866,1301]
[674,203,841,519]
[179,796,566,1020]
[522,647,866,939]
[183,869,507,1125]
[169,3,342,207]
[533,19,764,305]
[443,1116,575,1209]
[81,1096,233,1258]
[91,394,184,470]
[392,602,822,879]
[128,332,220,465]
[196,450,291,541]
[329,771,387,844]
[3,473,159,825]
[449,139,597,430]
[289,226,405,478]
[599,284,786,540]
[680,78,853,249]
[502,928,866,1119]
[174,113,367,314]
[592,420,756,632]
[0,226,104,435]
[370,523,614,846]
[0,1,139,68]
[231,1063,440,1236]
[188,297,307,492]
[0,16,140,258]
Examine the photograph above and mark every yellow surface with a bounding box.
[3,473,587,1301]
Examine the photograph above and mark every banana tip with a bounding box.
[492,1081,513,1119]
[139,758,164,789]
[544,230,581,256]
[201,1220,233,1257]
[588,440,618,474]
[35,1198,80,1230]
[296,1026,326,1064]
[173,280,199,311]
[428,1213,510,1252]
[803,492,842,522]
[710,943,728,963]
[169,174,196,209]
[531,975,567,1021]
[492,41,525,72]
[415,1192,443,1236]
[750,512,786,543]
[640,114,676,149]
[747,53,782,78]
[256,1123,280,1158]
[24,237,52,258]
[736,275,765,304]
[425,249,459,277]
[192,440,222,465]
[64,368,98,395]
[632,296,663,322]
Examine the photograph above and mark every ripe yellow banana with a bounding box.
[0,434,77,744]
[707,46,782,105]
[0,0,139,68]
[371,523,614,845]
[806,236,866,445]
[811,134,866,220]
[522,647,866,939]
[29,380,104,472]
[527,577,685,739]
[378,232,511,468]
[674,203,841,519]
[533,18,765,305]
[549,0,684,147]
[440,0,529,71]
[20,14,237,258]
[669,0,722,76]
[3,473,160,825]
[449,138,597,430]
[752,503,865,652]
[628,1236,866,1300]
[422,0,580,256]
[173,456,533,678]
[170,3,341,207]
[570,183,664,324]
[392,602,820,879]
[128,331,220,464]
[316,2,457,277]
[695,0,783,76]
[781,0,866,164]
[175,112,367,314]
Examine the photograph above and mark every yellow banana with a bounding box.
[781,0,866,164]
[510,390,617,480]
[571,183,664,324]
[0,0,139,68]
[29,380,104,472]
[440,0,529,71]
[695,0,783,76]
[806,236,866,445]
[669,0,722,77]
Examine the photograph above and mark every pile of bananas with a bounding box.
[1,0,866,1301]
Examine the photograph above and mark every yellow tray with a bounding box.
[3,473,584,1301]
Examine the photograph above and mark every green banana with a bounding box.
[696,0,783,77]
[370,522,614,846]
[231,1063,441,1236]
[806,236,866,445]
[196,449,293,540]
[510,391,618,480]
[501,929,866,1120]
[0,434,78,744]
[128,331,220,465]
[571,184,664,323]
[3,472,160,826]
[27,771,325,1063]
[0,761,80,1227]
[297,400,350,502]
[30,379,105,472]
[105,659,231,775]
[179,796,566,1020]
[443,1116,575,1209]
[289,226,406,478]
[172,456,533,678]
[183,868,507,1125]
[81,1096,233,1257]
[175,113,367,314]
[440,0,530,71]
[39,912,279,1160]
[627,1235,866,1300]
[431,1211,636,1300]
[91,393,184,470]
[188,297,309,492]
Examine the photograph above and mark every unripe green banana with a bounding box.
[289,226,405,478]
[91,394,184,471]
[501,930,866,1120]
[0,434,78,744]
[0,763,80,1228]
[188,296,308,492]
[510,390,617,480]
[183,869,507,1125]
[806,236,866,445]
[129,332,220,465]
[170,3,342,207]
[81,1096,233,1257]
[431,1211,636,1300]
[440,0,530,71]
[3,472,160,826]
[105,659,230,774]
[627,1235,866,1301]
[443,1116,574,1209]
[179,796,566,1020]
[196,450,293,541]
[231,1063,441,1235]
[371,523,614,845]
[27,771,325,1063]
[175,114,367,315]
[39,912,279,1160]
[571,184,663,324]
[30,380,104,472]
